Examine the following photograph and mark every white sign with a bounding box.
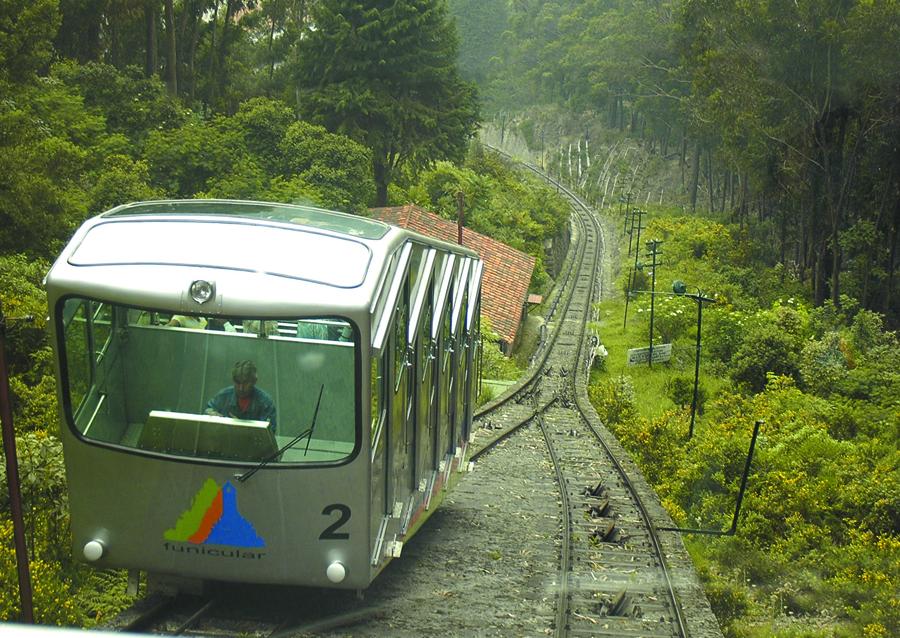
[627,343,672,365]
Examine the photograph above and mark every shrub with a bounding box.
[799,332,849,396]
[587,375,637,426]
[667,375,707,412]
[730,324,800,392]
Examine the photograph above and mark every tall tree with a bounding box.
[0,0,60,83]
[294,0,479,205]
[164,0,177,94]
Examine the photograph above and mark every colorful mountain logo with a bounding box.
[164,479,265,547]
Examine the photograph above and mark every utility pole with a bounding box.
[456,191,465,246]
[0,304,34,623]
[645,239,664,367]
[673,281,716,438]
[623,209,645,329]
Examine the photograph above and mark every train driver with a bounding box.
[205,360,277,431]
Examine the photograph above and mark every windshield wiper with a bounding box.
[236,384,325,483]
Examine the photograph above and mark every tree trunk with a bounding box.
[207,2,220,104]
[885,193,898,320]
[618,96,625,131]
[267,9,279,88]
[145,2,159,79]
[690,143,701,214]
[778,207,786,267]
[217,0,238,111]
[188,8,201,100]
[374,160,390,207]
[164,0,178,95]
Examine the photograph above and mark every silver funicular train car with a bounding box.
[46,200,483,591]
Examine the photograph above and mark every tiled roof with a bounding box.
[371,205,536,345]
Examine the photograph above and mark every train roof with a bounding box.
[46,200,480,317]
[101,199,391,240]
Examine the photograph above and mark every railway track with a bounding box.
[108,152,722,637]
[471,152,690,637]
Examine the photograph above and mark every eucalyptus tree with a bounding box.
[293,0,479,205]
[1,0,60,83]
[680,0,900,310]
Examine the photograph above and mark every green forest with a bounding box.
[1,0,898,636]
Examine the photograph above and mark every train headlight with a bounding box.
[189,280,215,304]
[326,561,346,584]
[83,540,104,562]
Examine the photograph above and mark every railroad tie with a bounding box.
[587,499,610,518]
[582,482,605,498]
[588,520,617,543]
[601,590,632,617]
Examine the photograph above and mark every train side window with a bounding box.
[62,299,92,414]
[371,356,383,445]
[393,283,409,392]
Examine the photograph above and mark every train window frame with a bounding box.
[60,299,93,416]
[466,261,484,333]
[450,259,471,337]
[392,279,409,393]
[370,355,386,458]
[406,247,435,345]
[372,243,412,353]
[55,295,362,468]
[431,253,455,341]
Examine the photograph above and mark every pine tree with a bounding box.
[294,0,479,205]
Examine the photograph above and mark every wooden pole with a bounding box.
[0,304,34,623]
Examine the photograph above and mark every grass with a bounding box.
[592,296,730,424]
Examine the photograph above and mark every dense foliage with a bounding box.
[590,213,899,638]
[463,0,898,324]
[295,0,479,205]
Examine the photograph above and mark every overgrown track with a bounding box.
[472,149,691,637]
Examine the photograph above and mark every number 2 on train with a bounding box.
[320,504,351,540]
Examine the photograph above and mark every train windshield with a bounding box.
[58,298,358,465]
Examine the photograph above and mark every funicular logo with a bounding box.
[164,479,265,555]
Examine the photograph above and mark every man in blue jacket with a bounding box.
[206,360,276,432]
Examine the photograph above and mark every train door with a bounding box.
[406,247,435,509]
[387,258,413,524]
[396,245,426,530]
[455,284,469,446]
[369,243,411,565]
[448,260,470,454]
[462,262,484,442]
[369,349,387,558]
[431,255,456,477]
[414,281,434,493]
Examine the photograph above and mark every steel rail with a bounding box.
[483,145,688,638]
[551,169,690,638]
